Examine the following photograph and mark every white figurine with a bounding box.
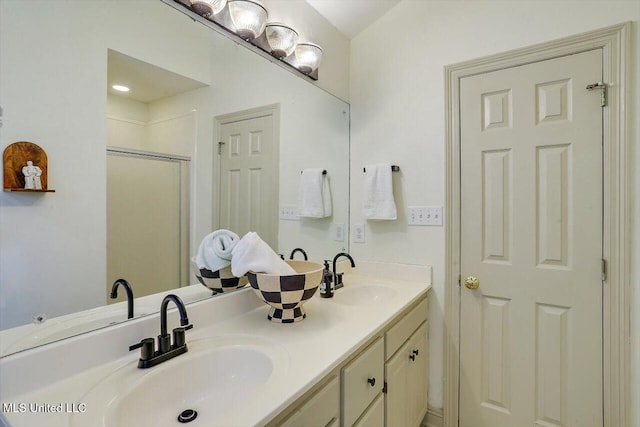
[22,160,42,190]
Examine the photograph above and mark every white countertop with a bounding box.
[0,262,431,427]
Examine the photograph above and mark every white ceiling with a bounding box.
[304,0,402,39]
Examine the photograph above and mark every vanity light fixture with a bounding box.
[227,0,268,41]
[112,84,130,92]
[189,0,227,18]
[293,42,323,75]
[163,0,322,80]
[264,23,298,59]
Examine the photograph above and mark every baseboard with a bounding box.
[422,407,444,427]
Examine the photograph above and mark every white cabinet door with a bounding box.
[407,322,428,427]
[353,393,384,427]
[385,321,429,427]
[385,338,411,427]
[342,337,384,427]
[281,375,340,427]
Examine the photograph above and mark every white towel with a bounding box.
[362,163,397,220]
[195,229,240,271]
[298,168,332,218]
[231,232,296,276]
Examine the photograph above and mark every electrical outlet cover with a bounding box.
[334,223,345,242]
[353,224,365,243]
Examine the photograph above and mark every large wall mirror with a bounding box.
[0,0,349,356]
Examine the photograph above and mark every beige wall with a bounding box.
[349,0,639,420]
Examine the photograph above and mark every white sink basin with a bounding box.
[334,284,398,306]
[71,336,289,427]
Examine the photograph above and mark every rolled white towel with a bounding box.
[231,232,296,277]
[196,229,240,271]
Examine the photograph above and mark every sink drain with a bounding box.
[177,409,198,423]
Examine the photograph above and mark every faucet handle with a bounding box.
[129,342,143,351]
[129,338,155,361]
[172,324,193,349]
[172,327,186,348]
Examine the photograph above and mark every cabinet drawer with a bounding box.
[353,393,384,427]
[281,375,340,427]
[342,337,384,427]
[385,297,428,360]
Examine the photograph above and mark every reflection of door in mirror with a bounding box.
[217,106,279,249]
[107,150,189,301]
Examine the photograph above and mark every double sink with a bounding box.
[69,282,398,426]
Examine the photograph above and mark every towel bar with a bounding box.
[300,170,327,175]
[363,165,400,173]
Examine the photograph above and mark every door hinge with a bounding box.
[382,381,388,394]
[458,275,461,287]
[586,82,607,107]
[601,258,607,282]
[217,141,225,155]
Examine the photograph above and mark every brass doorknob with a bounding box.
[464,276,479,290]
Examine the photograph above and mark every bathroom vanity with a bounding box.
[0,262,431,427]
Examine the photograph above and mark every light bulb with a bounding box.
[227,0,268,41]
[265,23,298,59]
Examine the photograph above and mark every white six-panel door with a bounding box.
[218,113,277,248]
[459,49,603,426]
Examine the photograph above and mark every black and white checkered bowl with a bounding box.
[247,260,323,323]
[191,258,249,294]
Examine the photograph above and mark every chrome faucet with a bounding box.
[110,278,134,319]
[289,247,308,260]
[332,252,356,290]
[129,294,193,369]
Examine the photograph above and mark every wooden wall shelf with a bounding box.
[3,141,53,191]
[4,188,56,193]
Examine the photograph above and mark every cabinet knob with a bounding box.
[367,377,376,387]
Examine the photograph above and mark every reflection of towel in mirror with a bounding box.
[196,229,240,271]
[231,232,296,276]
[298,168,332,218]
[362,163,397,220]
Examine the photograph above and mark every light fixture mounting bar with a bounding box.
[159,0,319,81]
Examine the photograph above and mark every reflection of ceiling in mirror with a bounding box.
[107,50,208,103]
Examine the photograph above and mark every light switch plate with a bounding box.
[408,206,443,226]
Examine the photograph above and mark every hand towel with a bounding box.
[195,229,240,271]
[231,232,297,276]
[298,168,332,218]
[362,163,397,220]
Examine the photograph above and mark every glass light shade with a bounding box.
[265,23,298,59]
[190,0,227,18]
[294,43,323,74]
[227,0,268,41]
